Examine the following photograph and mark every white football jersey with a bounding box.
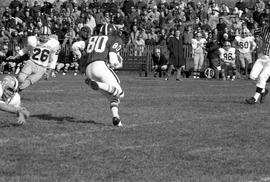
[219,47,236,63]
[18,36,60,67]
[235,36,256,54]
[191,38,207,53]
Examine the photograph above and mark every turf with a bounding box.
[0,73,270,182]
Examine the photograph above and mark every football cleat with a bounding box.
[85,78,99,90]
[245,97,257,104]
[112,117,122,127]
[260,89,268,104]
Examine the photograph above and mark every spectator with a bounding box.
[146,28,158,45]
[108,0,118,15]
[151,47,168,77]
[147,6,160,28]
[206,31,221,79]
[235,0,246,12]
[9,0,22,14]
[136,0,147,13]
[157,28,167,46]
[122,0,135,16]
[166,29,185,81]
[30,1,41,18]
[89,0,101,10]
[134,34,145,56]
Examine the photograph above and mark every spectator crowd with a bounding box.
[0,0,269,79]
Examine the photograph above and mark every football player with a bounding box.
[235,28,256,76]
[72,24,124,126]
[0,76,30,124]
[219,41,237,81]
[191,32,207,79]
[246,18,270,104]
[7,34,60,91]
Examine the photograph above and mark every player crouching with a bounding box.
[0,76,30,125]
[219,41,237,81]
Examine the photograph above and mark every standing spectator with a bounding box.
[128,25,139,47]
[157,28,167,46]
[152,47,168,77]
[134,34,145,56]
[206,32,221,79]
[166,29,185,81]
[191,32,207,79]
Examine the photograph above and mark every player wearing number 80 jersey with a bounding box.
[7,35,60,91]
[72,24,124,126]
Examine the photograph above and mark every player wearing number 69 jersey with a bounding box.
[235,30,256,73]
[219,41,237,80]
[72,24,124,126]
[7,35,60,91]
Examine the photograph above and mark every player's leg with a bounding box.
[256,60,270,103]
[231,63,237,81]
[246,57,265,104]
[19,64,46,91]
[193,54,199,79]
[17,60,35,91]
[199,53,205,79]
[85,62,124,126]
[63,63,70,75]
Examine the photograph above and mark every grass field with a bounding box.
[1,73,270,182]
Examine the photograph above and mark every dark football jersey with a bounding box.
[85,35,123,65]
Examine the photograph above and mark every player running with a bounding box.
[219,41,237,81]
[7,34,60,91]
[0,76,30,124]
[246,19,270,104]
[72,24,124,126]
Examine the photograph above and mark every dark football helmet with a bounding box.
[99,24,117,36]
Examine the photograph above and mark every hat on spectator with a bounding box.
[153,5,157,9]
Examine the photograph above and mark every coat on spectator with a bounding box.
[167,33,185,67]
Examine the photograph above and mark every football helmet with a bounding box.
[100,24,117,36]
[2,76,19,91]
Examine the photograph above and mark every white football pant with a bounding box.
[250,55,270,89]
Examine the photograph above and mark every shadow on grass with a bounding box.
[31,114,105,126]
[0,122,23,128]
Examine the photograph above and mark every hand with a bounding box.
[6,56,16,60]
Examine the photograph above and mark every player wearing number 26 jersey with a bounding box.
[7,35,60,91]
[72,24,124,127]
